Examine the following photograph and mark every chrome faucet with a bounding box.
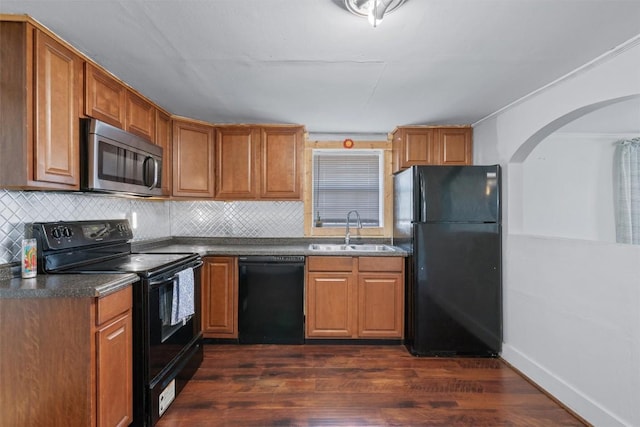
[345,210,362,245]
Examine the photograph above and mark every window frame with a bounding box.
[311,148,384,228]
[303,139,393,238]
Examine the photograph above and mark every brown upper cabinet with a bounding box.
[85,63,157,142]
[126,90,156,141]
[84,62,127,129]
[391,126,472,172]
[172,119,216,198]
[260,126,304,199]
[215,126,260,199]
[0,20,82,190]
[214,125,304,201]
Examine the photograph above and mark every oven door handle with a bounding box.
[148,275,178,288]
[147,261,203,287]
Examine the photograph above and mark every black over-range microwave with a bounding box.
[81,118,163,197]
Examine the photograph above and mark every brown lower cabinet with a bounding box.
[201,256,238,338]
[306,256,404,339]
[0,285,133,427]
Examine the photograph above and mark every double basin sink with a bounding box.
[308,243,397,252]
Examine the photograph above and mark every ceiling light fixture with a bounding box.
[344,0,407,28]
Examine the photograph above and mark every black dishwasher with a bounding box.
[238,255,305,344]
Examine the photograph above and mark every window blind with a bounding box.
[313,151,382,227]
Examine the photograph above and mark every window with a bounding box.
[312,150,383,227]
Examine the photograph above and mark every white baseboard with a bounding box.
[501,344,630,427]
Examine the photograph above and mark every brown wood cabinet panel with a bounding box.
[172,120,215,198]
[405,128,435,168]
[436,127,473,165]
[358,272,404,338]
[211,125,304,201]
[307,256,353,272]
[0,21,81,190]
[260,127,303,199]
[202,256,238,338]
[391,126,473,172]
[96,284,132,325]
[358,256,403,272]
[306,271,356,338]
[392,127,436,172]
[0,297,91,426]
[34,30,80,187]
[155,110,172,196]
[95,286,133,427]
[306,255,404,340]
[96,312,133,427]
[126,90,156,141]
[0,285,134,426]
[84,62,126,128]
[215,127,259,200]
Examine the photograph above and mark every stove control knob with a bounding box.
[62,227,73,238]
[51,228,61,239]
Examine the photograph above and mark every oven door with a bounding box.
[147,264,202,382]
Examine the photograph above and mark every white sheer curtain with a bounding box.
[615,137,640,244]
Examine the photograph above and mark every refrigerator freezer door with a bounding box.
[416,165,500,223]
[409,222,502,356]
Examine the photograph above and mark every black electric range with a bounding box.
[29,219,203,427]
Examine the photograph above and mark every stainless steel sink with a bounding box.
[308,243,397,252]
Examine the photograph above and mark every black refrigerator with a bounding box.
[394,165,502,357]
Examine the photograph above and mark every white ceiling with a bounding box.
[2,0,639,135]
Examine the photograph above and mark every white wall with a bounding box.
[474,36,640,427]
[522,133,620,242]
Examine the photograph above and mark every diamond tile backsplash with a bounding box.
[171,200,303,237]
[0,190,303,264]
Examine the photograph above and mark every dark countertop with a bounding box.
[0,273,139,299]
[133,237,409,258]
[0,237,406,299]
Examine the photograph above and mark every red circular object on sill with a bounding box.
[343,138,354,149]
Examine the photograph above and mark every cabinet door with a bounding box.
[172,120,215,198]
[201,256,238,338]
[96,313,133,427]
[33,30,80,187]
[357,273,404,338]
[84,63,126,128]
[260,127,303,199]
[358,257,404,338]
[126,91,155,141]
[394,127,436,171]
[306,272,356,338]
[436,127,472,165]
[155,110,172,196]
[215,127,259,200]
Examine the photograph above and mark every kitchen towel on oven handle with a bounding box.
[171,267,195,325]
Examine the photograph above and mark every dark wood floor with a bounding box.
[156,344,587,427]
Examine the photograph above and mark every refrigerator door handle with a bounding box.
[419,170,427,222]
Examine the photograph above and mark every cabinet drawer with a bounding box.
[96,286,132,326]
[307,256,353,272]
[358,257,403,272]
